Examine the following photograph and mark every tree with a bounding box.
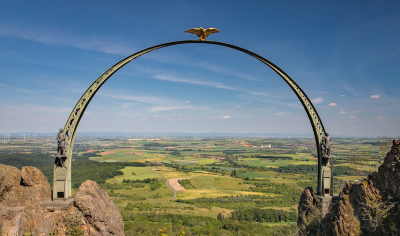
[217,212,224,221]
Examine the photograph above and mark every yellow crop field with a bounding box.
[176,189,279,199]
[198,159,218,164]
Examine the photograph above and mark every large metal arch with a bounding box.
[62,40,330,196]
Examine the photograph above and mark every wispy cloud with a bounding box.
[98,92,175,105]
[99,92,197,112]
[222,116,231,119]
[348,116,357,119]
[274,112,290,117]
[339,95,346,97]
[0,83,38,94]
[2,104,71,115]
[154,74,235,90]
[0,23,134,55]
[371,95,380,98]
[328,103,337,106]
[146,53,262,81]
[147,106,193,112]
[121,103,137,109]
[311,98,324,104]
[153,74,274,98]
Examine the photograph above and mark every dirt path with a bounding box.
[168,178,190,191]
[149,169,178,201]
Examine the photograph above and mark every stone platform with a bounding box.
[40,198,74,209]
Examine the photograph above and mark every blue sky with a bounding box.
[0,1,399,137]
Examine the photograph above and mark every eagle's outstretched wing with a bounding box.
[204,28,220,37]
[185,28,202,37]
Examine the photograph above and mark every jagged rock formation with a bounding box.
[0,164,124,235]
[74,180,124,235]
[298,139,400,236]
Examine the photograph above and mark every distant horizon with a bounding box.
[0,131,394,139]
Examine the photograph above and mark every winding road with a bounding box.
[149,168,177,201]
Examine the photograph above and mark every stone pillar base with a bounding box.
[1,206,24,236]
[316,195,339,217]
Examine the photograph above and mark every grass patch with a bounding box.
[106,166,160,183]
[239,172,271,178]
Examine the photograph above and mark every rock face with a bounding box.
[0,164,124,235]
[75,180,124,235]
[298,139,400,236]
[297,187,321,235]
[21,166,50,187]
[0,165,51,232]
[0,165,21,198]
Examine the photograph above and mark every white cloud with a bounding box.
[371,95,380,98]
[328,103,337,106]
[377,116,388,120]
[348,116,357,119]
[147,106,193,112]
[154,74,233,89]
[236,105,240,108]
[311,98,324,104]
[153,74,276,98]
[222,116,231,119]
[248,91,268,96]
[121,103,137,109]
[99,92,175,105]
[274,112,290,117]
[142,118,147,120]
[146,53,262,81]
[185,101,190,104]
[339,109,347,114]
[339,95,346,97]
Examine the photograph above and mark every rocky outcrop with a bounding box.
[0,165,51,232]
[0,164,124,235]
[297,187,321,235]
[75,180,124,235]
[298,139,400,236]
[0,165,21,198]
[21,166,50,187]
[374,139,400,199]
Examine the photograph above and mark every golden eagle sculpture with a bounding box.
[185,27,220,41]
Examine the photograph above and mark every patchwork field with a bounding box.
[3,135,385,235]
[176,189,280,200]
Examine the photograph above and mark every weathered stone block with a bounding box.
[1,206,24,236]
